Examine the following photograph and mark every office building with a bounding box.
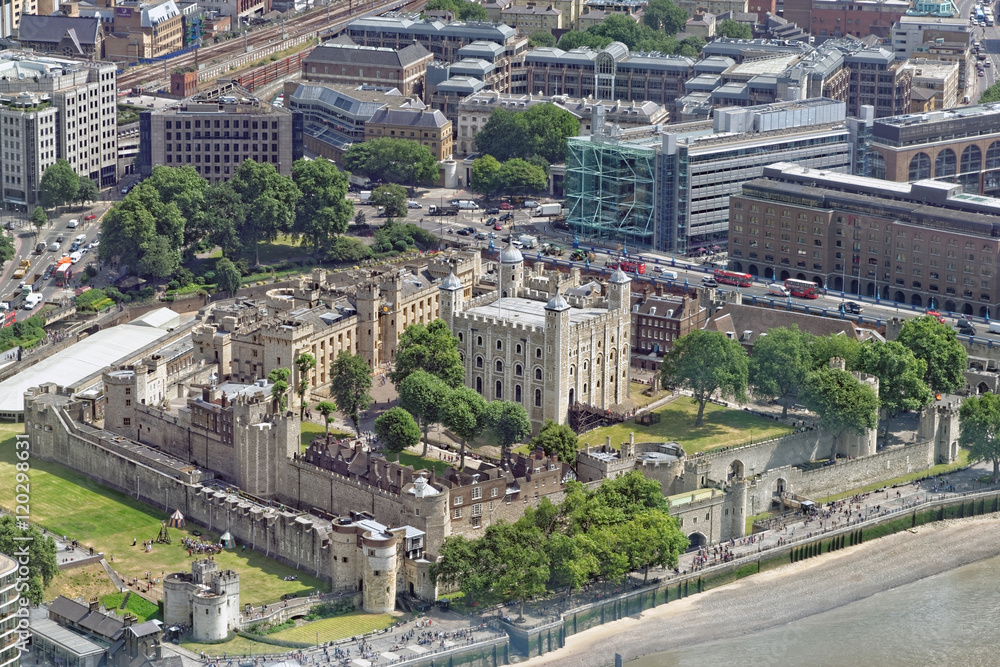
[100,0,185,61]
[728,161,1000,315]
[866,104,1000,197]
[301,40,433,99]
[564,98,859,254]
[139,85,301,182]
[783,0,912,39]
[365,107,453,160]
[0,553,17,667]
[0,52,118,207]
[890,15,971,92]
[343,14,528,62]
[900,59,959,110]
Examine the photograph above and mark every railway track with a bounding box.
[117,0,417,92]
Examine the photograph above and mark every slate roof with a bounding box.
[18,15,100,46]
[705,303,867,348]
[304,41,431,68]
[368,107,450,129]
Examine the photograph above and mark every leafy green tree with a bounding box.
[316,401,337,437]
[896,315,968,393]
[496,158,547,195]
[370,184,408,219]
[214,257,242,294]
[810,333,862,370]
[531,420,578,465]
[487,400,532,457]
[430,536,488,605]
[959,392,1000,481]
[398,370,450,456]
[292,157,353,254]
[545,532,598,601]
[643,0,689,34]
[76,178,100,207]
[143,165,206,240]
[475,109,529,163]
[557,30,613,50]
[30,206,47,241]
[0,235,13,265]
[523,104,580,163]
[621,511,687,582]
[589,526,629,582]
[590,14,647,48]
[595,469,670,517]
[268,367,291,412]
[0,515,58,606]
[660,329,748,426]
[748,325,811,418]
[528,30,556,47]
[329,351,373,435]
[98,190,182,279]
[203,181,246,259]
[375,407,422,457]
[390,319,464,387]
[717,18,753,38]
[979,81,1000,104]
[800,367,879,435]
[229,159,301,266]
[424,0,487,20]
[39,159,79,209]
[470,154,502,197]
[326,236,373,263]
[442,387,489,469]
[138,235,180,279]
[344,138,439,186]
[294,352,317,419]
[486,521,550,620]
[854,340,933,430]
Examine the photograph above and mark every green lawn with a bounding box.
[300,420,352,451]
[397,451,451,477]
[181,635,279,658]
[100,592,160,622]
[629,381,669,409]
[578,396,793,455]
[269,611,396,644]
[0,424,326,606]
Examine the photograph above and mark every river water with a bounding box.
[629,554,1000,667]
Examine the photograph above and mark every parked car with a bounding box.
[500,202,513,210]
[67,219,80,228]
[84,213,97,220]
[407,200,422,209]
[486,207,500,215]
[494,222,503,230]
[486,217,497,226]
[523,200,539,209]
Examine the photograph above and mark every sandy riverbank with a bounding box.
[521,515,1000,666]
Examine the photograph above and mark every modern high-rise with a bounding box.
[565,98,864,254]
[0,52,118,207]
[729,162,1000,316]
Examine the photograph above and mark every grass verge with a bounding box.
[269,611,396,644]
[577,396,793,455]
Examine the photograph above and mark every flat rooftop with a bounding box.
[465,296,606,328]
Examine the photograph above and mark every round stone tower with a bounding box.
[330,518,361,591]
[361,530,398,614]
[498,244,524,298]
[191,591,229,641]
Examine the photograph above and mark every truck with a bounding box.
[429,204,460,216]
[359,190,372,205]
[12,260,29,279]
[3,289,26,311]
[535,203,562,217]
[348,174,371,190]
[518,234,538,249]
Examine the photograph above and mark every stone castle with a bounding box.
[163,559,240,641]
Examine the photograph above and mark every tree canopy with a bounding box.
[528,30,556,47]
[487,400,532,456]
[397,370,450,456]
[442,386,489,469]
[717,18,753,39]
[854,340,932,424]
[370,184,408,219]
[294,352,317,419]
[470,156,546,197]
[292,157,353,254]
[344,138,439,186]
[896,315,967,393]
[475,104,580,164]
[531,420,579,465]
[800,366,879,435]
[643,0,689,34]
[960,392,1000,481]
[39,159,79,209]
[329,350,373,435]
[660,329,748,426]
[424,0,487,20]
[390,319,464,388]
[0,515,58,605]
[98,185,184,279]
[748,325,811,418]
[226,159,301,265]
[375,407,422,456]
[214,257,242,294]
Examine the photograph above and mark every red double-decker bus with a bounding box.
[784,278,819,299]
[620,260,646,274]
[714,269,753,287]
[55,262,73,287]
[1,310,14,328]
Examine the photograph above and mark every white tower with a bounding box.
[438,268,463,331]
[498,244,524,298]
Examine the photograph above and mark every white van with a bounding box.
[768,283,790,296]
[23,293,42,310]
[70,251,82,264]
[660,270,678,280]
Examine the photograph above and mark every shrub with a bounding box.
[166,280,180,291]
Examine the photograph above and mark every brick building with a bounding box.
[301,41,433,98]
[364,107,453,160]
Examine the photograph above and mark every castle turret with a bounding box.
[356,282,381,368]
[361,530,398,614]
[543,290,571,428]
[498,244,524,298]
[438,269,463,331]
[607,267,631,317]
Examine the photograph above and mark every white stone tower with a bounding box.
[543,291,571,427]
[361,529,398,614]
[498,244,524,298]
[607,266,631,317]
[438,268,463,331]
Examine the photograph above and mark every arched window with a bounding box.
[496,340,502,350]
[534,389,541,407]
[495,359,503,372]
[477,336,483,346]
[534,368,542,380]
[909,152,931,180]
[583,383,588,394]
[515,385,522,403]
[516,344,522,354]
[535,348,542,358]
[986,141,1000,170]
[495,380,502,399]
[869,151,886,180]
[935,149,956,178]
[569,365,575,376]
[457,332,463,342]
[476,377,483,394]
[583,360,588,371]
[476,356,483,368]
[961,145,982,173]
[515,364,523,376]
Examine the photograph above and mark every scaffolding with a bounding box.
[565,136,657,249]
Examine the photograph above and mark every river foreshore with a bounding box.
[520,515,1000,666]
